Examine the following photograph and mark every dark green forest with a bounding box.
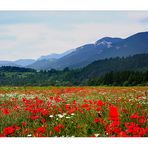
[0,54,148,86]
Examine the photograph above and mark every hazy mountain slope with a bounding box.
[37,49,75,61]
[51,37,123,69]
[6,31,148,70]
[26,59,57,70]
[97,31,148,59]
[27,49,75,70]
[14,59,35,67]
[0,61,20,67]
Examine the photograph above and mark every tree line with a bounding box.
[0,54,148,86]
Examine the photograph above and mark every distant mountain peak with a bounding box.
[37,49,75,61]
[95,37,123,46]
[13,31,148,71]
[95,40,112,48]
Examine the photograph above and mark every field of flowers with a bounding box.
[0,86,148,137]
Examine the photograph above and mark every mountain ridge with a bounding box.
[1,31,148,70]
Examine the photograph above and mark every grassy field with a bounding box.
[0,86,148,137]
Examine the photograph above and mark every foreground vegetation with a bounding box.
[0,86,148,137]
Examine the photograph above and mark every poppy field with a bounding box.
[0,86,148,137]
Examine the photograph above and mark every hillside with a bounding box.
[0,54,148,86]
[26,31,148,70]
[1,31,148,71]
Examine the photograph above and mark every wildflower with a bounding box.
[94,133,100,137]
[53,124,64,133]
[22,122,27,126]
[13,105,20,110]
[41,108,48,116]
[49,115,54,118]
[3,126,14,136]
[58,124,64,129]
[12,125,21,131]
[118,131,127,137]
[66,116,71,119]
[82,103,89,108]
[3,108,9,115]
[53,126,60,133]
[94,118,99,123]
[41,118,46,123]
[30,115,38,120]
[68,108,75,114]
[97,100,103,107]
[57,114,64,118]
[27,134,32,137]
[96,107,101,112]
[36,127,46,134]
[139,128,146,136]
[36,99,43,105]
[130,113,139,119]
[108,105,119,121]
[138,116,146,124]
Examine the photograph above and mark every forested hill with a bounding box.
[78,53,148,80]
[0,66,36,72]
[0,53,148,86]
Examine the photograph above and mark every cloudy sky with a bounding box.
[0,11,148,60]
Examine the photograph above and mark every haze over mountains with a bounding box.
[1,31,148,70]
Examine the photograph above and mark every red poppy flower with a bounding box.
[30,115,38,120]
[41,118,46,123]
[138,116,146,124]
[96,107,101,112]
[139,128,146,136]
[94,118,99,123]
[3,108,9,115]
[41,108,48,116]
[36,127,46,133]
[53,124,64,133]
[130,113,138,119]
[108,106,119,121]
[97,100,103,107]
[22,122,27,126]
[53,126,60,133]
[82,103,89,108]
[58,124,64,129]
[3,126,14,136]
[118,131,127,137]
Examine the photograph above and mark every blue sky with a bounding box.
[0,11,148,60]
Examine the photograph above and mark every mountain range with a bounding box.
[1,31,148,70]
[1,53,148,86]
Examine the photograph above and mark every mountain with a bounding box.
[38,54,62,61]
[97,31,148,59]
[45,31,148,70]
[2,31,148,70]
[25,59,57,70]
[27,37,123,70]
[52,37,123,69]
[27,49,75,70]
[1,54,148,86]
[78,53,148,81]
[37,49,75,61]
[0,61,20,67]
[0,59,35,67]
[95,37,123,46]
[14,59,35,67]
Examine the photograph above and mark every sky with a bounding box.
[0,11,148,60]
